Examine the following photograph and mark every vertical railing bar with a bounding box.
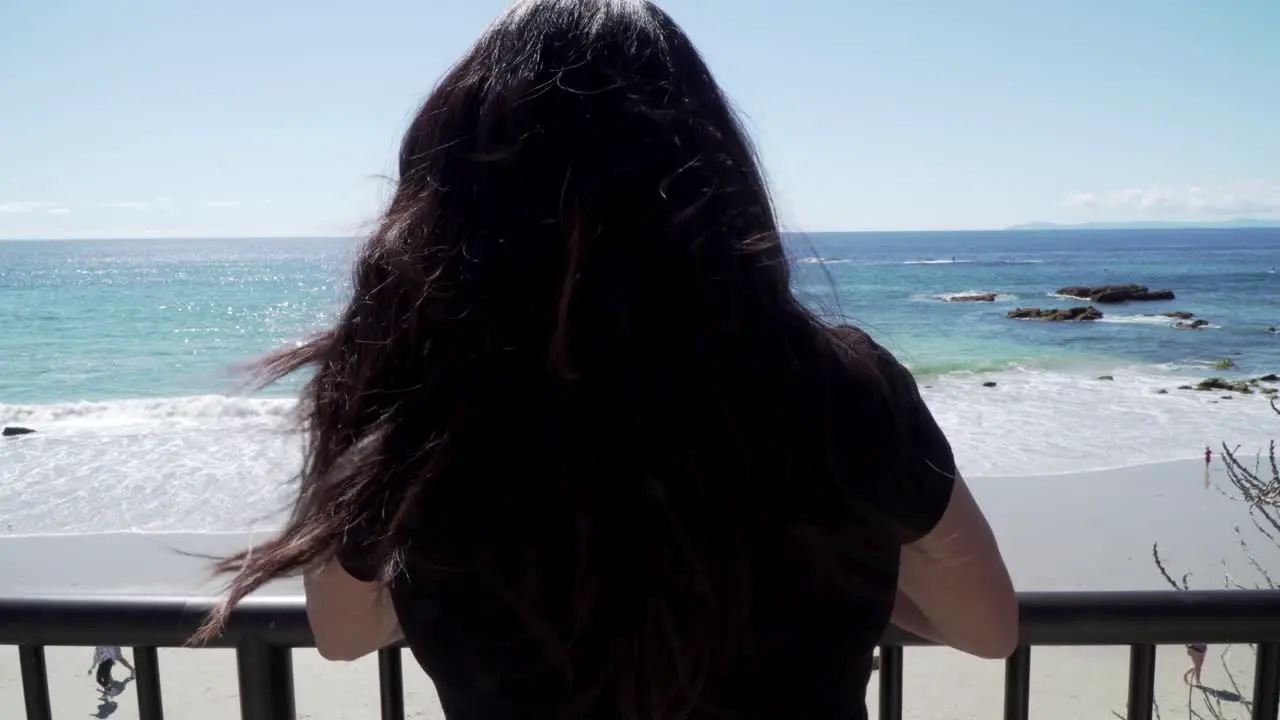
[18,645,53,720]
[1127,644,1157,720]
[378,647,406,720]
[1252,642,1280,720]
[236,640,296,720]
[1003,645,1031,720]
[132,646,165,720]
[877,646,903,720]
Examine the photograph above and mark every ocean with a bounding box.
[3,229,1280,536]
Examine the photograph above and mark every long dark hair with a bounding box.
[197,1,888,717]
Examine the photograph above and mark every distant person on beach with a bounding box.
[194,2,1018,719]
[1205,446,1213,489]
[87,646,133,692]
[1185,643,1207,685]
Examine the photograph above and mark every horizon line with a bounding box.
[3,221,1280,243]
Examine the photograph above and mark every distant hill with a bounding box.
[1007,219,1280,231]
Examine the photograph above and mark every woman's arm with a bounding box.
[889,588,948,645]
[304,558,401,662]
[829,328,1017,658]
[895,476,1018,659]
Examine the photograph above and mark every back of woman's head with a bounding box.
[201,1,878,717]
[388,0,796,376]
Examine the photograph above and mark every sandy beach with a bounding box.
[2,457,1275,719]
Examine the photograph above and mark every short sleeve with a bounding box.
[831,326,957,544]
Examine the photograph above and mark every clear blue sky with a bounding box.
[2,0,1278,239]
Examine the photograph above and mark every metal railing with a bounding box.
[3,590,1280,720]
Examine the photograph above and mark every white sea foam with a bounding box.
[927,290,1018,303]
[0,394,295,433]
[797,257,850,265]
[867,259,1042,267]
[2,372,1278,537]
[1094,314,1220,329]
[1094,314,1177,325]
[921,365,1277,478]
[1,396,301,537]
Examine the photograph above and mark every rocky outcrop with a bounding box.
[1175,319,1210,330]
[1196,378,1253,394]
[1055,284,1175,303]
[943,293,998,302]
[1007,306,1102,322]
[2,426,35,437]
[1162,311,1194,320]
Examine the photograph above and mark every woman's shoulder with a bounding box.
[825,324,918,397]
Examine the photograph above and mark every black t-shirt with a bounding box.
[338,326,957,720]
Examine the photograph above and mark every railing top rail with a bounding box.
[3,590,1280,649]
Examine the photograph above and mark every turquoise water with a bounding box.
[0,238,354,403]
[5,228,1280,533]
[3,229,1279,404]
[794,228,1280,377]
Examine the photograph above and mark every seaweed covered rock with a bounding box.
[1055,284,1175,303]
[1195,377,1253,394]
[1007,306,1102,322]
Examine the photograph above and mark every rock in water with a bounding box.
[1175,319,1210,330]
[1162,311,1194,319]
[2,426,36,437]
[1007,306,1103,322]
[1196,378,1253,394]
[1055,284,1175,303]
[944,293,998,302]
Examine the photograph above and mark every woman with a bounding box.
[196,1,1017,718]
